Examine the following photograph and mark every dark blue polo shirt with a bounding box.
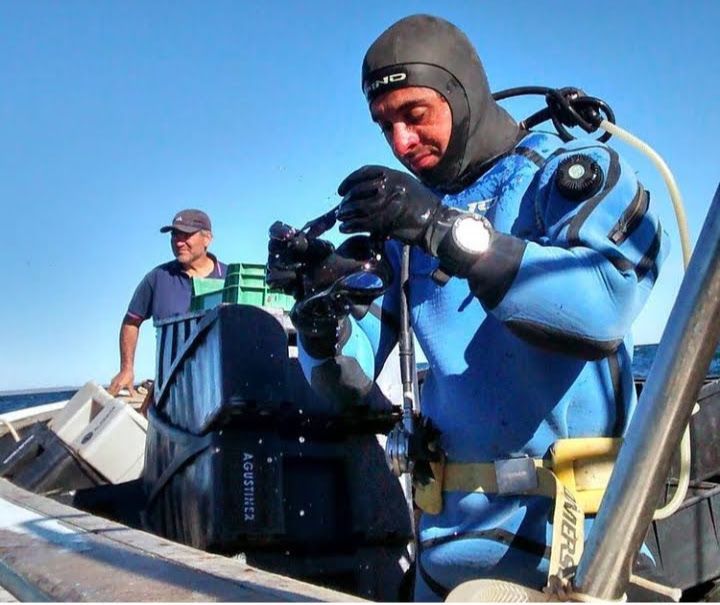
[127,253,226,322]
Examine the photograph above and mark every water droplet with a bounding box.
[298,436,305,444]
[258,438,263,444]
[299,510,305,517]
[266,457,273,463]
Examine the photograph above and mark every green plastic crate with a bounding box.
[233,262,265,275]
[265,291,295,311]
[224,273,265,288]
[192,277,225,296]
[222,285,263,306]
[221,284,295,311]
[225,263,265,277]
[190,290,225,311]
[225,263,267,288]
[190,263,294,312]
[190,277,226,311]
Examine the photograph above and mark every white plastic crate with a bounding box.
[49,380,148,483]
[71,398,148,483]
[49,381,115,443]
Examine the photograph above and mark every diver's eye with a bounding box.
[407,106,428,124]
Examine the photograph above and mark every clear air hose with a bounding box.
[598,119,692,520]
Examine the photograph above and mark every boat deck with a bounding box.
[0,478,362,602]
[0,587,16,603]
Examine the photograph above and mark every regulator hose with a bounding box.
[492,86,616,142]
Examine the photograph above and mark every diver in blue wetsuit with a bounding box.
[270,14,669,601]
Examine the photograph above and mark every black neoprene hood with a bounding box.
[362,14,519,193]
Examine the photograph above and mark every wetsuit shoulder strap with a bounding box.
[511,131,565,169]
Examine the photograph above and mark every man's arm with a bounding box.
[108,314,143,396]
[109,270,154,395]
[459,145,668,359]
[336,156,668,361]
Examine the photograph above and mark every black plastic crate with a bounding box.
[682,381,720,481]
[645,482,720,590]
[153,304,396,434]
[0,423,103,494]
[142,407,412,554]
[153,305,293,434]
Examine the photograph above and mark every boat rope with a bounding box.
[0,417,20,442]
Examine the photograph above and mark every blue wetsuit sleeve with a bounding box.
[470,144,668,359]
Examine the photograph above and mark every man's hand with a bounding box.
[337,165,441,246]
[108,368,136,397]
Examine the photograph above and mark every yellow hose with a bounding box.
[599,120,692,520]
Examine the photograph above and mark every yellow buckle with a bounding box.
[550,437,621,514]
[413,460,446,515]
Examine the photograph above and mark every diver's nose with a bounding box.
[391,123,419,157]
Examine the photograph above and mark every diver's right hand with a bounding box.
[337,165,441,245]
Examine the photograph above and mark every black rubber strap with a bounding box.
[415,527,552,599]
[143,407,214,511]
[417,555,450,600]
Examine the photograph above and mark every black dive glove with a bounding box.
[337,165,442,246]
[335,167,526,307]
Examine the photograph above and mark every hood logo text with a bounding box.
[365,72,407,94]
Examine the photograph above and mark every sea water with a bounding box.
[633,344,720,380]
[0,388,77,415]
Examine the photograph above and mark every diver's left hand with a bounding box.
[337,165,441,246]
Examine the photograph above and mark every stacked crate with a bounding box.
[145,300,410,601]
[190,263,294,312]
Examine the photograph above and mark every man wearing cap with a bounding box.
[108,209,225,396]
[277,14,669,601]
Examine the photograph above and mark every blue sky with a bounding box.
[1,1,718,390]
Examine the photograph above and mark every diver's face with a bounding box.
[371,86,452,175]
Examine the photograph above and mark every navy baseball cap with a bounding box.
[160,209,212,234]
